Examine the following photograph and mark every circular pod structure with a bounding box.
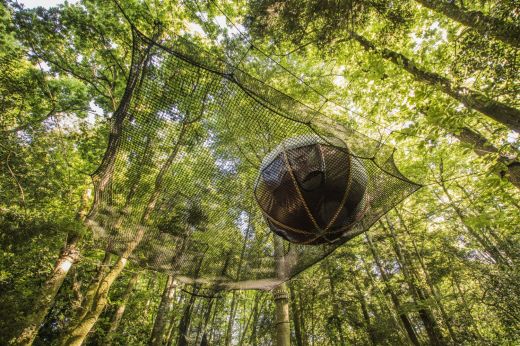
[254,135,369,245]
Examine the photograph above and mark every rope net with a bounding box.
[86,27,421,290]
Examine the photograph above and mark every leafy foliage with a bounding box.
[0,0,519,344]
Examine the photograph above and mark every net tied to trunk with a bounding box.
[85,27,421,290]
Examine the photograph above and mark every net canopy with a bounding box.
[86,26,421,290]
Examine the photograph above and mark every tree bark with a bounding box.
[177,290,197,346]
[414,0,520,48]
[76,252,113,326]
[60,254,134,346]
[272,236,291,346]
[394,208,459,344]
[365,233,421,346]
[166,293,185,346]
[62,107,192,344]
[349,32,520,131]
[200,297,216,346]
[249,293,260,346]
[289,285,304,346]
[383,219,447,345]
[454,127,520,190]
[105,271,140,345]
[149,275,177,346]
[12,235,81,346]
[177,256,204,346]
[224,291,238,345]
[326,266,346,346]
[360,256,407,343]
[13,186,90,346]
[273,284,291,346]
[436,166,510,267]
[352,272,379,345]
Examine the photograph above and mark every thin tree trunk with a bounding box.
[249,293,260,346]
[289,285,304,346]
[349,32,520,131]
[238,296,257,346]
[105,271,140,345]
[298,290,307,346]
[352,272,378,345]
[177,290,197,346]
[12,235,81,345]
[62,109,193,345]
[455,182,517,261]
[13,187,90,346]
[453,127,520,189]
[365,233,421,346]
[166,292,184,346]
[326,266,346,346]
[177,257,204,346]
[394,208,459,344]
[208,296,222,345]
[75,252,113,325]
[382,219,447,345]
[62,254,130,345]
[144,273,158,317]
[436,167,509,266]
[200,298,216,346]
[414,0,520,48]
[360,256,407,343]
[224,291,238,345]
[149,275,178,346]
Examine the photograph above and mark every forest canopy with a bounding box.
[0,0,519,345]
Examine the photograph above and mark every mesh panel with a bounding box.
[86,28,421,290]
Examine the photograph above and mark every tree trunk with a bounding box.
[105,271,140,345]
[224,291,238,345]
[272,235,291,346]
[298,290,307,346]
[166,292,185,346]
[436,168,510,266]
[208,296,222,345]
[349,32,520,131]
[144,273,158,317]
[289,285,304,346]
[352,273,378,345]
[61,254,133,346]
[383,219,447,346]
[200,297,216,346]
[326,266,346,346]
[360,256,407,343]
[62,108,192,344]
[177,256,204,346]
[365,233,421,346]
[12,235,81,346]
[76,252,113,325]
[454,127,520,190]
[414,0,520,48]
[273,284,291,346]
[13,186,91,346]
[150,275,177,346]
[394,208,459,344]
[177,290,197,346]
[249,293,260,346]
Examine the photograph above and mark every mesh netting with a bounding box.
[86,27,421,290]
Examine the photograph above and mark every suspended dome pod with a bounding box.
[254,135,369,245]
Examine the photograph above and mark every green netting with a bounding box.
[86,27,421,290]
